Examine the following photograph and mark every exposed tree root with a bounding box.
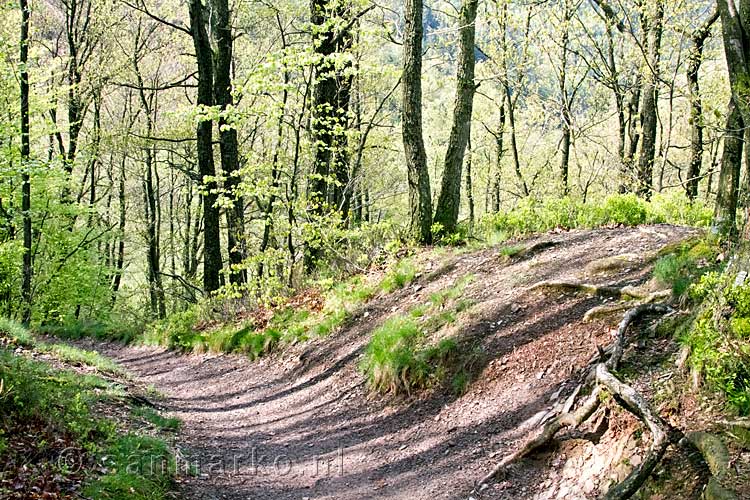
[502,240,560,262]
[528,280,659,301]
[583,290,671,322]
[607,303,673,370]
[478,302,680,498]
[595,363,670,500]
[478,387,602,485]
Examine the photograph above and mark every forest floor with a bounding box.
[62,224,750,499]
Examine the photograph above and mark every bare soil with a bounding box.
[74,225,720,499]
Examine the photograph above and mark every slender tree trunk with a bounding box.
[506,90,529,197]
[434,0,479,235]
[189,0,222,293]
[686,9,719,201]
[713,100,744,236]
[558,0,573,196]
[402,0,433,244]
[492,102,506,212]
[636,0,664,200]
[111,155,126,304]
[465,137,474,227]
[212,0,246,286]
[560,105,572,196]
[258,21,290,281]
[20,0,31,324]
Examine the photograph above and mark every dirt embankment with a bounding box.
[74,225,747,500]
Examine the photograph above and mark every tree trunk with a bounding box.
[712,99,744,236]
[465,136,474,227]
[258,23,290,281]
[433,0,479,235]
[402,0,433,244]
[189,0,222,293]
[20,0,31,324]
[212,0,246,286]
[309,0,353,216]
[492,102,506,212]
[686,9,719,201]
[111,155,126,304]
[506,89,529,197]
[558,0,574,196]
[717,0,750,158]
[636,0,664,200]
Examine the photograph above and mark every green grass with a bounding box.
[0,317,126,377]
[653,238,721,297]
[380,258,417,293]
[83,434,175,500]
[132,407,181,432]
[498,244,526,259]
[360,275,480,396]
[681,271,750,415]
[0,320,177,498]
[37,320,142,344]
[138,273,378,359]
[479,192,712,242]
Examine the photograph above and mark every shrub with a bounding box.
[480,192,712,242]
[683,274,750,414]
[380,258,417,293]
[653,238,721,297]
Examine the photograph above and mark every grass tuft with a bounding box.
[361,276,480,396]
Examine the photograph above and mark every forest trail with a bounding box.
[71,225,701,500]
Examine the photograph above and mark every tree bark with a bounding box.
[713,100,744,236]
[212,0,246,286]
[189,0,222,293]
[309,0,353,216]
[434,0,479,235]
[558,0,574,196]
[492,102,505,212]
[20,0,31,324]
[717,0,750,175]
[686,8,719,201]
[465,136,474,226]
[636,0,664,200]
[402,0,433,244]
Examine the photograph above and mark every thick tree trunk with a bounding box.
[189,0,222,293]
[402,0,433,244]
[686,9,719,201]
[717,0,750,163]
[713,100,744,236]
[309,0,352,216]
[20,0,31,324]
[636,0,664,200]
[212,0,246,286]
[434,0,478,235]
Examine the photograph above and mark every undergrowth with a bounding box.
[0,319,176,499]
[360,275,481,395]
[478,192,711,242]
[652,237,722,297]
[682,271,750,415]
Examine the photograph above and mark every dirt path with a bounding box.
[76,225,699,500]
